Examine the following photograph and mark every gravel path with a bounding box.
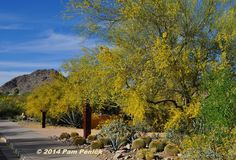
[0,120,100,160]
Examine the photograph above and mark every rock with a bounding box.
[177,153,182,157]
[113,152,123,160]
[124,144,131,150]
[124,155,132,159]
[0,69,60,94]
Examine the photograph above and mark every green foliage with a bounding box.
[145,105,169,132]
[91,140,104,149]
[199,68,236,131]
[149,140,167,152]
[99,119,132,151]
[164,143,180,156]
[59,132,70,140]
[73,136,86,146]
[131,138,146,149]
[181,129,236,160]
[132,121,152,133]
[0,95,25,119]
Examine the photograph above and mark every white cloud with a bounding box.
[0,61,59,68]
[0,13,24,22]
[0,24,29,30]
[0,71,30,86]
[0,31,101,54]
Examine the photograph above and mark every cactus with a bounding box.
[99,137,111,146]
[142,136,152,146]
[164,143,180,156]
[132,138,146,149]
[145,150,155,160]
[87,134,97,142]
[91,140,104,149]
[136,149,147,159]
[70,132,79,138]
[59,132,70,140]
[73,136,86,146]
[149,140,167,152]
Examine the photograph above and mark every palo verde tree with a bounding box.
[26,73,72,120]
[64,0,236,126]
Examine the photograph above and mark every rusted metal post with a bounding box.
[83,100,91,138]
[41,111,46,128]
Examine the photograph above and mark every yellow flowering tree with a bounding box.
[64,0,236,126]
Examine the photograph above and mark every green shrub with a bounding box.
[142,136,152,146]
[132,138,146,149]
[70,132,79,138]
[149,139,167,152]
[59,132,70,140]
[199,68,236,132]
[181,131,236,160]
[73,136,86,146]
[164,143,180,156]
[99,137,111,146]
[91,140,104,149]
[87,135,97,142]
[0,95,25,119]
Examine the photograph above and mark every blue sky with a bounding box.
[0,0,102,85]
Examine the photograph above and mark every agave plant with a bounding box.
[60,110,82,128]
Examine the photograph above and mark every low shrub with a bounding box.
[132,138,146,149]
[73,136,86,146]
[59,132,70,140]
[91,140,104,149]
[149,139,167,152]
[181,131,236,160]
[164,143,180,156]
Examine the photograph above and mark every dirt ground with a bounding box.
[17,121,100,137]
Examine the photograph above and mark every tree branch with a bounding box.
[147,99,183,111]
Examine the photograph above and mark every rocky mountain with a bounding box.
[0,69,59,95]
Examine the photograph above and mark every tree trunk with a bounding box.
[83,100,91,138]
